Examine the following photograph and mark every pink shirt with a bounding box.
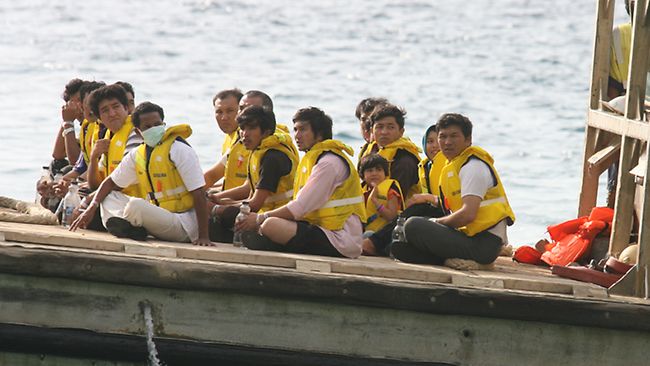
[286,153,363,258]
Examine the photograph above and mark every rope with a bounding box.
[0,196,58,225]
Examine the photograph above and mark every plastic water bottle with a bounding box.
[61,180,81,227]
[390,214,407,257]
[232,201,251,247]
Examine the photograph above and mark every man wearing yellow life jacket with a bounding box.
[361,124,445,256]
[208,105,298,243]
[86,84,142,198]
[360,104,421,200]
[71,102,212,246]
[203,89,248,191]
[391,113,515,268]
[235,107,367,258]
[354,97,387,166]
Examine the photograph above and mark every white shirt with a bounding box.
[110,140,206,241]
[459,158,509,244]
[98,129,143,172]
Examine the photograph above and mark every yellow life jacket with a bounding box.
[418,152,446,194]
[221,130,238,156]
[222,124,289,191]
[362,138,422,199]
[439,146,515,237]
[357,141,372,166]
[78,119,98,165]
[248,131,299,212]
[222,129,250,190]
[365,178,403,232]
[295,140,367,230]
[105,115,140,197]
[609,22,631,88]
[134,124,195,213]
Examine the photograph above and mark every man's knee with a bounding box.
[260,217,283,237]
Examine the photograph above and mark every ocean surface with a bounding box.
[0,0,632,247]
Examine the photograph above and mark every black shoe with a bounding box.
[106,217,148,241]
[242,231,283,251]
[390,241,440,264]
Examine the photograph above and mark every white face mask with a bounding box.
[142,125,166,147]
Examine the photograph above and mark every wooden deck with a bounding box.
[0,221,649,365]
[0,221,616,299]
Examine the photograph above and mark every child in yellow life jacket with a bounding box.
[359,154,403,236]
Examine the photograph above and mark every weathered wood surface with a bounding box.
[0,246,649,365]
[0,221,612,298]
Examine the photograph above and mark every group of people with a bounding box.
[38,78,515,269]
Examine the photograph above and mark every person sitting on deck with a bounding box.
[359,103,421,200]
[391,113,515,268]
[37,78,85,212]
[53,81,107,191]
[355,97,388,164]
[85,83,143,194]
[208,105,298,243]
[235,107,367,258]
[362,123,445,256]
[203,88,246,191]
[359,154,403,238]
[70,102,212,245]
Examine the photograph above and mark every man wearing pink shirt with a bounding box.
[236,107,367,258]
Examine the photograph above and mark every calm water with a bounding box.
[0,0,631,246]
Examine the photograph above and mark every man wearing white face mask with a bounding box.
[70,102,213,246]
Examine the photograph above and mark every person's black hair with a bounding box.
[79,81,106,102]
[62,78,85,102]
[358,153,389,177]
[292,107,333,141]
[115,81,135,98]
[89,84,129,118]
[435,113,473,138]
[132,102,165,129]
[237,105,276,134]
[213,88,243,105]
[370,104,406,129]
[244,90,274,112]
[355,97,388,120]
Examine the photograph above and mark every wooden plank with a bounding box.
[573,285,609,298]
[610,137,639,256]
[587,141,621,173]
[452,275,504,289]
[123,243,177,258]
[330,261,453,284]
[587,109,650,140]
[296,260,332,273]
[579,126,601,216]
[589,0,615,108]
[630,0,650,298]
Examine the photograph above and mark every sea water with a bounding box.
[0,0,633,247]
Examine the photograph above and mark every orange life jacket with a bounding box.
[540,207,613,267]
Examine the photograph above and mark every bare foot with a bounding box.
[444,258,495,271]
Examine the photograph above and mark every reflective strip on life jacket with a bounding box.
[321,196,364,209]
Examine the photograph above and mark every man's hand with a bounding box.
[406,193,436,208]
[235,211,258,232]
[69,204,97,232]
[91,139,110,161]
[61,100,81,123]
[53,180,70,198]
[193,237,216,246]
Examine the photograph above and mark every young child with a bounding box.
[359,154,404,236]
